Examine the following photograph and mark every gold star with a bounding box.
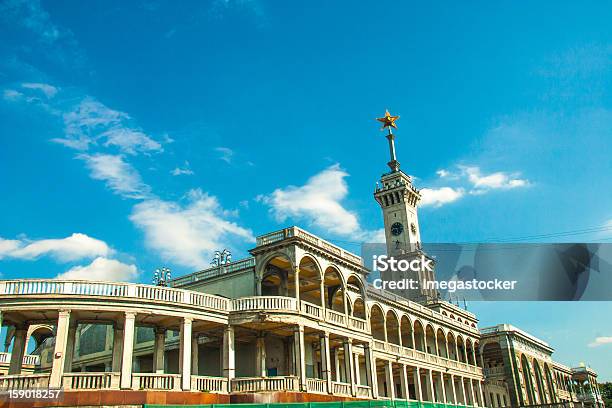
[376,110,400,130]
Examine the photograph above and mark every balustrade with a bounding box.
[132,373,181,391]
[231,376,299,393]
[191,376,228,393]
[63,372,119,389]
[232,296,297,311]
[301,301,322,319]
[355,384,371,398]
[306,378,327,394]
[0,374,50,390]
[331,381,351,396]
[325,309,346,326]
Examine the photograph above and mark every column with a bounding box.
[461,377,468,405]
[153,327,166,373]
[111,324,124,373]
[293,325,306,391]
[49,310,71,387]
[320,333,332,393]
[364,343,377,398]
[222,326,235,380]
[479,381,485,407]
[64,322,78,373]
[8,325,27,375]
[120,312,136,389]
[343,340,355,395]
[191,335,199,375]
[256,334,266,376]
[428,369,435,402]
[333,348,341,381]
[472,347,477,366]
[179,317,192,390]
[470,378,477,406]
[384,360,395,399]
[294,267,301,308]
[399,364,409,400]
[413,366,423,401]
[440,372,447,403]
[354,353,361,385]
[451,374,458,404]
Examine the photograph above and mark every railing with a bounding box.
[232,296,297,312]
[355,384,371,398]
[191,375,228,393]
[0,279,230,313]
[484,366,505,376]
[331,381,351,396]
[0,352,40,366]
[255,227,362,266]
[131,373,181,390]
[388,343,402,354]
[231,376,299,392]
[301,301,322,319]
[63,372,119,389]
[373,340,386,351]
[171,258,256,287]
[349,316,368,332]
[326,309,346,326]
[306,378,327,394]
[0,374,50,390]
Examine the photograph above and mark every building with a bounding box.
[0,114,604,407]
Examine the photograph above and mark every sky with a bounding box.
[0,0,611,378]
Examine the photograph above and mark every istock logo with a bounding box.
[372,255,433,273]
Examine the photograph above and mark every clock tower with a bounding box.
[373,110,437,301]
[373,110,422,256]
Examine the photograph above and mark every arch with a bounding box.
[466,338,475,365]
[446,331,457,360]
[370,304,385,341]
[351,297,366,319]
[323,265,345,312]
[544,363,556,403]
[521,355,536,405]
[533,360,547,404]
[456,335,466,363]
[413,319,425,352]
[400,315,413,348]
[425,324,436,355]
[260,252,294,297]
[482,341,504,369]
[385,310,400,345]
[436,327,447,358]
[298,255,323,306]
[473,340,481,367]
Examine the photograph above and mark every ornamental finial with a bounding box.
[376,110,400,134]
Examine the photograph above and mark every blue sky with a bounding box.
[1,0,611,378]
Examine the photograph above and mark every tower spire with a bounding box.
[376,110,401,172]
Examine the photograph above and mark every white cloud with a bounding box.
[3,89,24,101]
[171,161,194,176]
[420,187,465,208]
[257,164,380,240]
[215,147,234,163]
[436,169,450,178]
[0,0,62,43]
[78,154,151,199]
[0,233,111,262]
[588,336,612,348]
[462,166,530,191]
[53,97,162,154]
[130,189,254,268]
[21,82,58,98]
[56,257,138,281]
[258,164,360,236]
[101,128,162,155]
